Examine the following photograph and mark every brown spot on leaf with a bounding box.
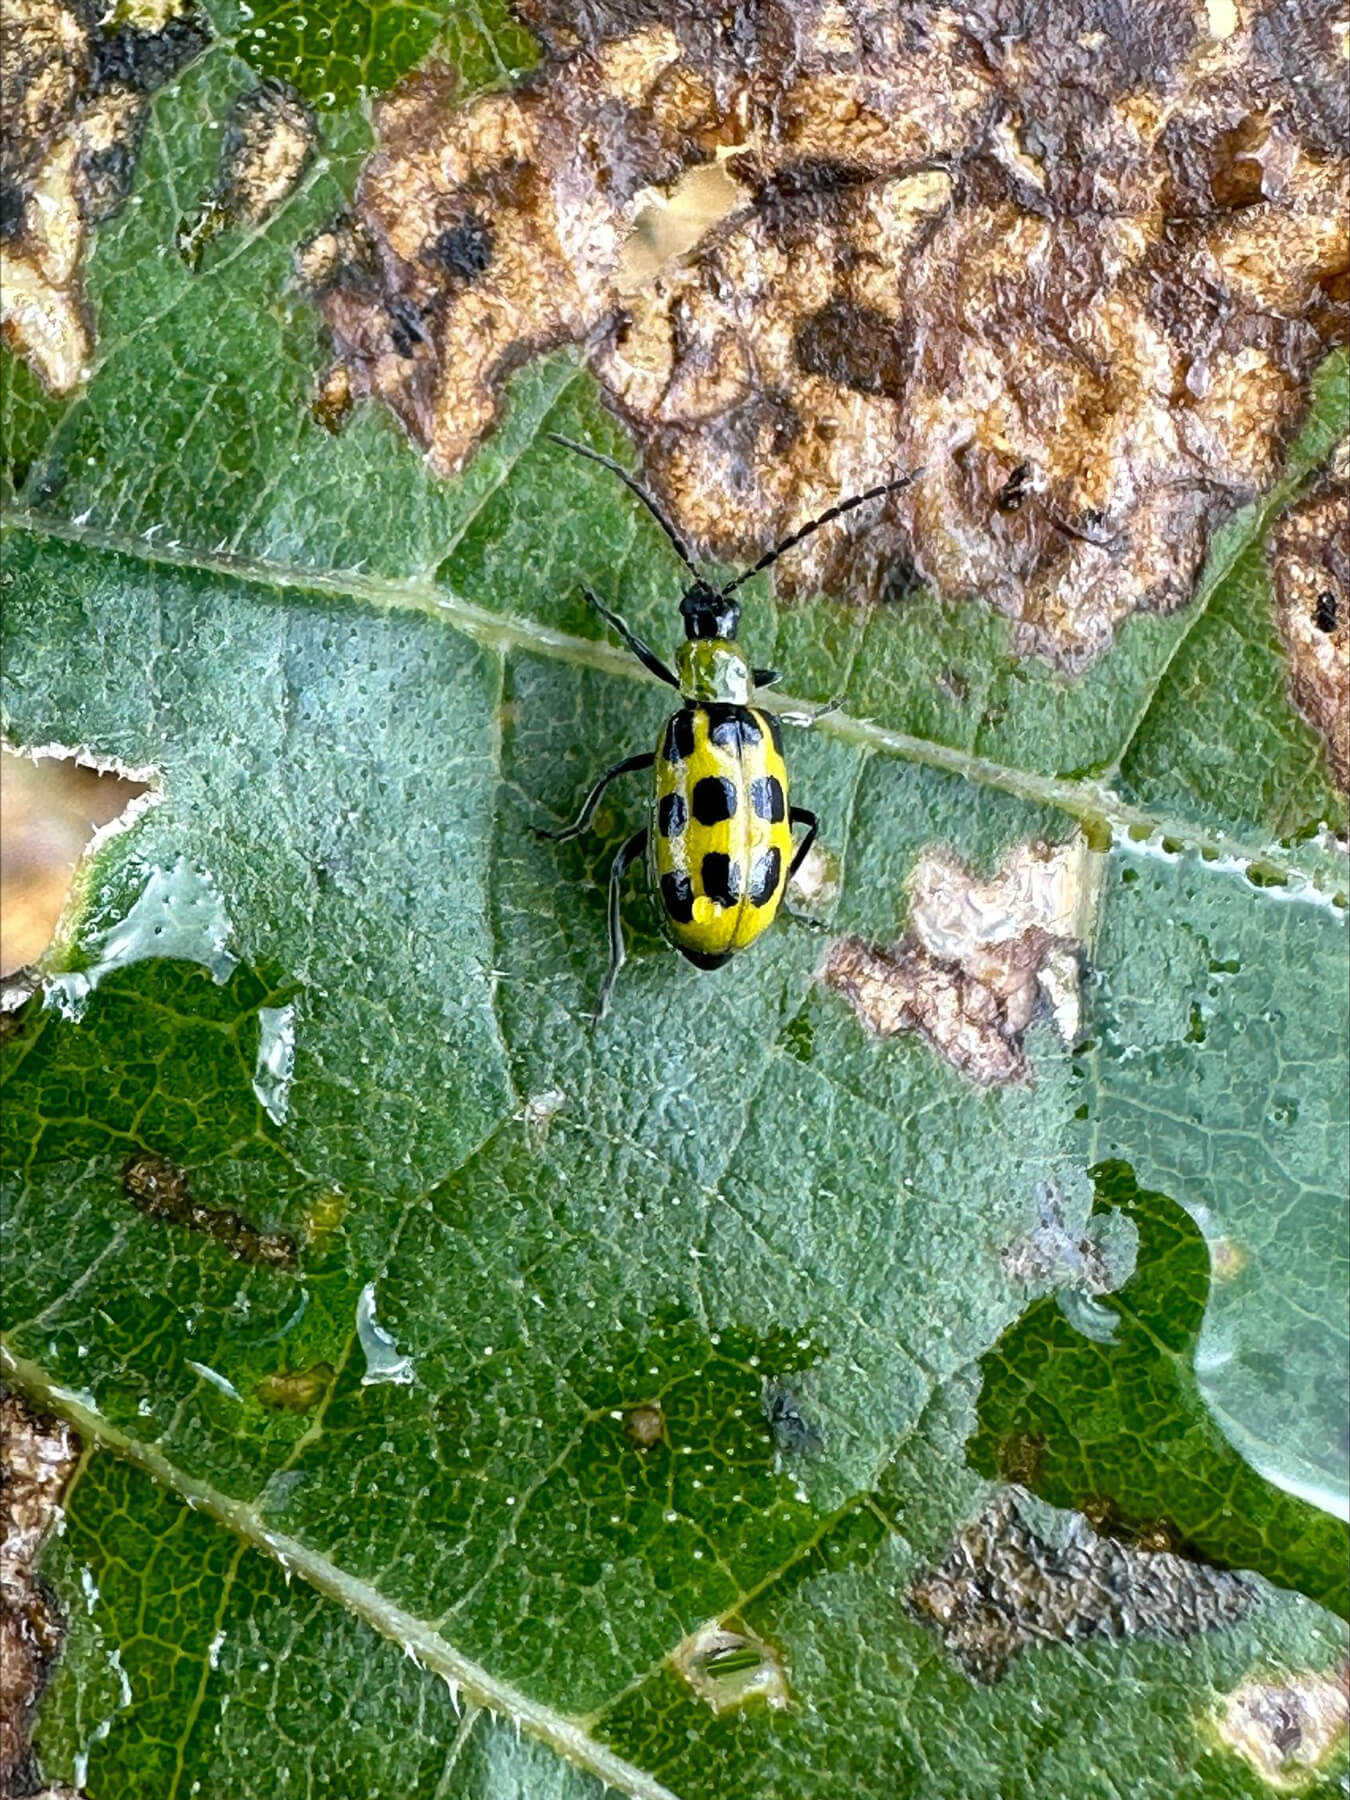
[255,1362,333,1412]
[623,1402,666,1448]
[1270,464,1350,790]
[0,0,208,392]
[0,1392,80,1794]
[179,79,314,270]
[313,1,1347,666]
[824,836,1101,1083]
[122,1151,297,1267]
[1216,1662,1350,1788]
[909,1487,1256,1683]
[312,361,353,434]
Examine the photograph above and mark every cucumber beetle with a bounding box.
[541,434,921,1019]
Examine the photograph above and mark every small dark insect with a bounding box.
[996,462,1032,513]
[539,435,923,1019]
[1313,589,1339,633]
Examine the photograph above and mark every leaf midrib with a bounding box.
[5,508,1343,893]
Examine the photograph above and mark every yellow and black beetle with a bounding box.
[541,435,921,1019]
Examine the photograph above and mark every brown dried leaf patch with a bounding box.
[178,79,315,272]
[909,1486,1256,1683]
[312,0,1347,665]
[823,835,1100,1083]
[0,0,209,391]
[0,1392,80,1794]
[122,1150,297,1267]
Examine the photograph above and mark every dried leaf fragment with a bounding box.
[313,0,1348,665]
[824,835,1101,1083]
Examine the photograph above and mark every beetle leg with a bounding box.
[752,666,782,690]
[594,828,649,1023]
[787,807,819,883]
[583,588,679,688]
[778,697,842,728]
[537,751,654,842]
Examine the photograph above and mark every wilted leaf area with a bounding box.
[309,0,1348,665]
[0,0,210,391]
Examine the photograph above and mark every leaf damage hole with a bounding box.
[121,1151,297,1268]
[1,747,154,981]
[671,1618,791,1716]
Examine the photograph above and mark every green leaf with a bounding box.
[2,12,1347,1797]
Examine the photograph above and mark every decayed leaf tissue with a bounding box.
[0,0,210,389]
[309,0,1348,671]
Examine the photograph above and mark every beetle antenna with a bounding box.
[548,434,705,587]
[719,467,924,597]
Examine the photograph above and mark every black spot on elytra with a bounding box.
[663,710,697,764]
[692,775,737,825]
[749,775,785,822]
[705,705,762,751]
[765,713,784,755]
[748,847,782,907]
[1314,589,1339,633]
[701,853,741,907]
[660,870,696,924]
[658,792,687,837]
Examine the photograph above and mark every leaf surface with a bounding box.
[2,6,1347,1797]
